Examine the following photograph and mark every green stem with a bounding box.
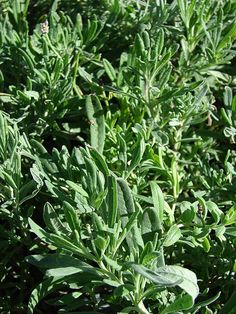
[137,300,150,314]
[158,146,164,169]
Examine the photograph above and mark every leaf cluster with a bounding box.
[0,0,236,313]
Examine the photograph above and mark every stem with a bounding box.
[137,300,150,314]
[144,75,150,103]
[158,146,164,169]
[172,126,183,202]
[171,153,179,201]
[134,274,150,314]
[144,71,152,119]
[174,127,183,151]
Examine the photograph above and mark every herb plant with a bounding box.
[0,0,236,313]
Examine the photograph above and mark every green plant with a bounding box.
[26,146,199,313]
[0,0,236,313]
[0,111,42,312]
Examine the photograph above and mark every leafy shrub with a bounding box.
[0,0,236,313]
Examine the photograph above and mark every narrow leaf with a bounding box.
[150,181,164,230]
[89,147,109,176]
[103,58,116,81]
[107,175,118,228]
[86,95,105,153]
[43,202,69,235]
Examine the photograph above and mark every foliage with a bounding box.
[0,0,236,313]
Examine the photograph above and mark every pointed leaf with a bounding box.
[150,182,164,230]
[86,95,105,154]
[103,58,116,81]
[163,225,182,247]
[43,202,69,235]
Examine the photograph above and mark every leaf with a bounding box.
[114,210,142,255]
[143,31,150,49]
[103,255,122,271]
[19,180,41,205]
[135,33,145,57]
[152,51,172,81]
[224,86,232,108]
[28,277,64,314]
[180,205,195,223]
[155,28,164,56]
[139,241,154,264]
[91,211,105,233]
[114,284,134,298]
[27,271,101,313]
[217,22,236,50]
[2,171,17,190]
[18,47,35,72]
[206,201,223,224]
[192,85,208,107]
[78,67,93,83]
[178,0,187,27]
[43,202,69,235]
[225,227,236,237]
[163,225,182,247]
[117,178,135,217]
[25,254,92,270]
[150,181,164,230]
[85,19,98,43]
[158,64,172,90]
[117,181,144,247]
[222,111,233,129]
[50,291,82,308]
[141,207,160,234]
[94,235,108,251]
[0,111,7,154]
[215,226,226,241]
[164,201,175,224]
[191,291,221,313]
[223,205,236,225]
[103,58,116,81]
[63,201,81,232]
[161,294,193,313]
[202,237,211,252]
[89,147,109,176]
[171,157,179,199]
[126,135,145,177]
[84,155,98,192]
[151,130,169,146]
[131,264,199,301]
[66,180,89,198]
[24,90,39,100]
[107,175,118,228]
[86,95,105,154]
[28,218,52,244]
[28,219,95,260]
[46,265,100,277]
